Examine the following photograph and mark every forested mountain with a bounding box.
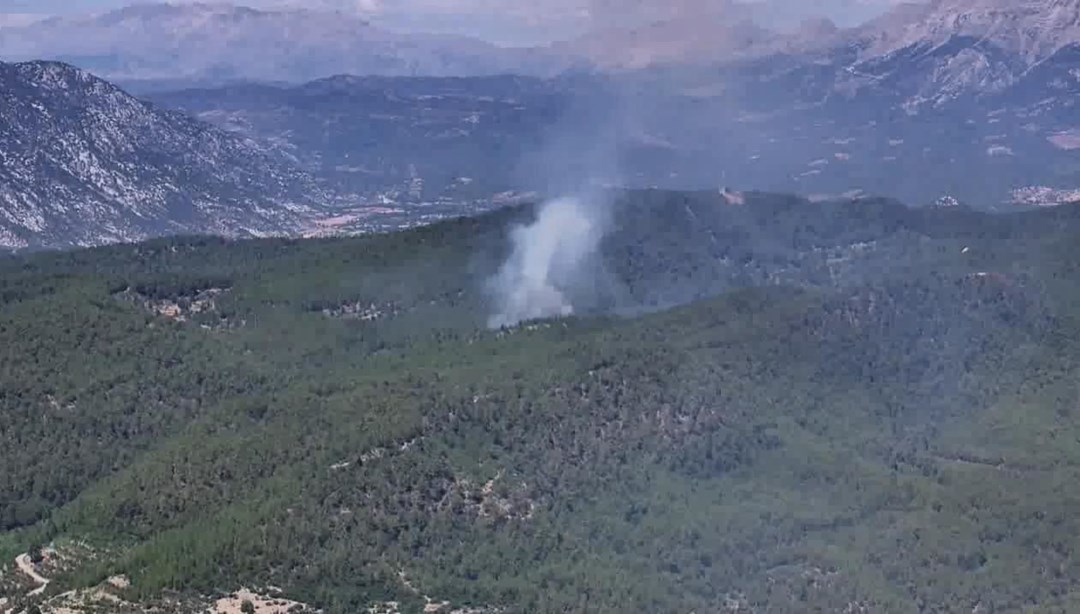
[0,60,338,251]
[3,191,1080,612]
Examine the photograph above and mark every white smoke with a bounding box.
[487,196,607,328]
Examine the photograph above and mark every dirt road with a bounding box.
[14,553,49,597]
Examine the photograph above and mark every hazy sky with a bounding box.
[0,0,908,44]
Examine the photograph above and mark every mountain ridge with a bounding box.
[5,0,1080,106]
[857,0,1080,63]
[0,2,574,84]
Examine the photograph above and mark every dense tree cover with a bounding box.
[3,192,1080,612]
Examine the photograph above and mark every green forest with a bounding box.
[4,191,1080,612]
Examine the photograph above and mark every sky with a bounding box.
[0,0,909,45]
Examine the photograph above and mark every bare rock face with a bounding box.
[0,60,333,250]
[835,0,1080,107]
[860,0,1080,63]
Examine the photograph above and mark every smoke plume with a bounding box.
[487,195,608,328]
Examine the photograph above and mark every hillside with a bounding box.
[0,60,341,251]
[3,191,1080,612]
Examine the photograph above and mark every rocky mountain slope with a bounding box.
[824,0,1080,108]
[0,60,339,250]
[859,0,1080,63]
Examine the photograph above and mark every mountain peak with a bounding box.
[863,0,1080,63]
[6,59,87,80]
[2,59,126,100]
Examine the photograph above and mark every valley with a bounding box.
[143,67,1080,214]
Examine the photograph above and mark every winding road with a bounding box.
[14,552,49,597]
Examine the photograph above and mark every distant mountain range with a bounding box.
[2,0,1079,102]
[2,0,1080,250]
[3,1,1079,113]
[0,2,573,85]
